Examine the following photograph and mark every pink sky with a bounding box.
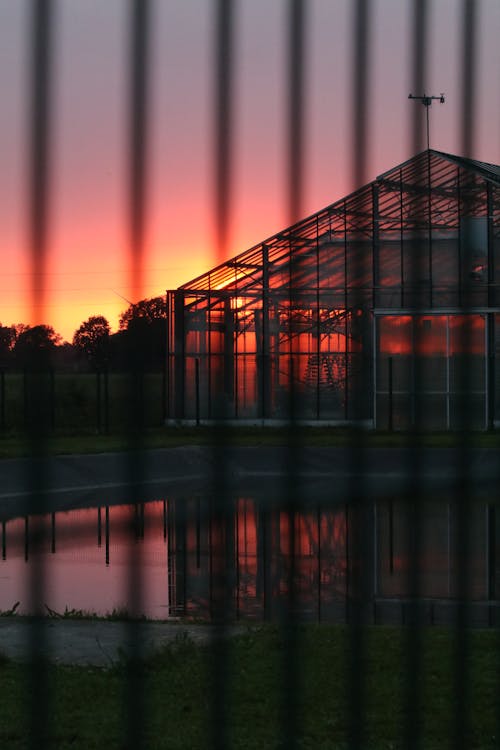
[1,0,499,341]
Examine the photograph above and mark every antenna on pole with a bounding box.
[408,93,445,151]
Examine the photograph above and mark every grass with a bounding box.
[0,624,499,749]
[1,425,500,459]
[0,371,166,443]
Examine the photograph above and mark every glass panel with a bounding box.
[377,355,412,392]
[448,316,485,428]
[402,237,430,284]
[449,315,485,356]
[378,316,412,355]
[346,240,372,287]
[460,217,488,284]
[432,238,459,284]
[318,242,345,289]
[379,243,401,286]
[414,316,447,392]
[376,314,486,430]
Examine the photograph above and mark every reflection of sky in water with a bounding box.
[0,503,170,619]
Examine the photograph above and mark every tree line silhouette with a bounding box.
[0,296,167,372]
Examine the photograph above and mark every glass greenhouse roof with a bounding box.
[176,150,500,297]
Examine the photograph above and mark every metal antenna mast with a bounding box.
[408,93,445,150]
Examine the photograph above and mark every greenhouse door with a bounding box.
[375,314,487,430]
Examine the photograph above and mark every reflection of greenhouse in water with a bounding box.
[2,497,500,624]
[167,151,500,429]
[166,497,500,624]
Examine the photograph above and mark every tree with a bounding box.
[118,296,166,330]
[73,315,110,369]
[0,324,17,366]
[117,296,167,370]
[13,325,62,370]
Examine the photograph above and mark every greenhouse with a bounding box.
[166,150,500,429]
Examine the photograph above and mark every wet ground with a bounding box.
[0,617,244,666]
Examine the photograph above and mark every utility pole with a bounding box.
[408,93,445,150]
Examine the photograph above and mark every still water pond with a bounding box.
[0,503,170,619]
[0,498,497,621]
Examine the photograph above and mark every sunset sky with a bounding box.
[1,0,499,342]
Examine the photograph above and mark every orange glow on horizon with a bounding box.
[2,225,281,341]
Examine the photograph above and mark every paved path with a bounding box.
[1,445,499,520]
[0,617,242,666]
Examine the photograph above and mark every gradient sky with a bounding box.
[1,0,499,341]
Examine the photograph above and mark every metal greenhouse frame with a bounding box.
[167,150,500,429]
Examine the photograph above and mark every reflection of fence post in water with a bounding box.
[167,499,175,614]
[256,504,273,620]
[317,506,322,622]
[344,503,349,619]
[134,503,145,540]
[105,506,110,566]
[167,498,187,617]
[234,504,240,617]
[97,507,102,547]
[50,512,56,554]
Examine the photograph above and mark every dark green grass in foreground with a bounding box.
[0,625,498,749]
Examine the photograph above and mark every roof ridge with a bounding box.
[430,150,500,180]
[175,149,500,292]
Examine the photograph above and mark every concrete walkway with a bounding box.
[0,617,243,666]
[0,444,499,520]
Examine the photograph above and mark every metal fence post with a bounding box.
[388,356,393,431]
[195,357,200,426]
[0,368,5,431]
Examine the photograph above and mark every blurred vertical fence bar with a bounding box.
[347,2,371,748]
[27,2,53,749]
[211,2,234,749]
[453,3,478,749]
[124,1,151,748]
[19,0,495,748]
[284,5,306,748]
[404,4,428,750]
